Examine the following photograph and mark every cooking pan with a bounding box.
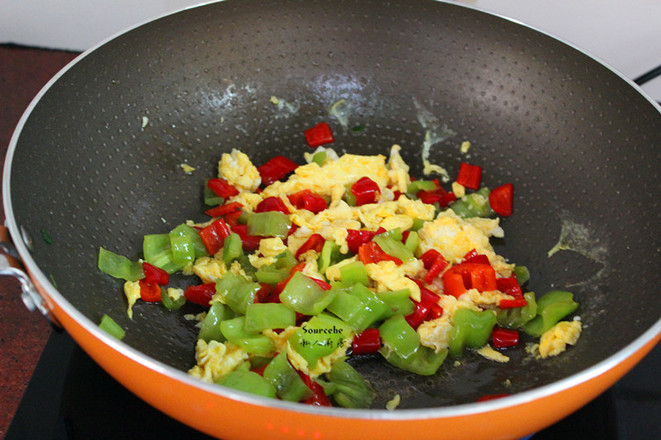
[3,0,661,438]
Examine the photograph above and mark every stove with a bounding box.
[6,329,660,439]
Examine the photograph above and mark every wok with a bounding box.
[3,0,661,438]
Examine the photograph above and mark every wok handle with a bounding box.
[0,224,61,327]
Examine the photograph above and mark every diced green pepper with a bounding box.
[311,150,327,167]
[343,184,357,207]
[254,266,289,284]
[522,290,579,337]
[450,187,495,218]
[170,223,208,260]
[204,180,224,206]
[377,227,403,242]
[288,313,352,369]
[97,247,143,281]
[379,344,447,376]
[280,272,337,315]
[215,272,261,315]
[326,290,374,333]
[513,265,530,286]
[263,351,313,402]
[220,316,275,355]
[350,283,390,322]
[339,260,369,286]
[198,302,233,342]
[410,218,426,232]
[496,291,537,329]
[317,240,342,275]
[216,369,277,398]
[222,232,243,265]
[378,289,415,318]
[247,211,291,238]
[161,287,186,310]
[448,308,497,357]
[404,231,420,254]
[325,358,374,408]
[373,234,414,262]
[407,180,438,196]
[143,233,185,274]
[379,314,420,360]
[99,314,125,340]
[244,303,296,333]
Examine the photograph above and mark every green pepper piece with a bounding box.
[170,223,208,260]
[450,187,495,218]
[97,247,143,281]
[222,232,243,265]
[325,358,374,408]
[513,265,530,286]
[339,261,369,286]
[275,249,298,270]
[288,313,352,369]
[448,308,497,357]
[215,272,261,315]
[410,218,426,232]
[378,289,415,318]
[379,314,420,360]
[379,344,447,376]
[377,227,403,242]
[317,240,342,275]
[342,183,357,207]
[216,369,277,398]
[244,303,296,333]
[280,271,337,315]
[311,150,327,167]
[169,234,195,266]
[349,283,390,322]
[204,180,224,206]
[198,302,233,342]
[496,291,537,329]
[373,234,414,262]
[143,233,185,274]
[404,230,420,255]
[326,291,374,333]
[263,351,313,402]
[247,211,291,238]
[406,180,438,196]
[160,287,186,311]
[522,290,579,337]
[254,266,289,284]
[220,316,275,356]
[99,314,125,340]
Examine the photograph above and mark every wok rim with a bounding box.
[3,0,661,422]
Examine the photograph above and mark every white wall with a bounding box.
[1,0,659,100]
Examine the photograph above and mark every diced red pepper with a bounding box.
[205,201,244,218]
[351,328,382,355]
[257,156,299,186]
[138,279,162,302]
[489,183,513,217]
[491,328,519,348]
[405,301,431,329]
[462,249,491,266]
[418,189,457,207]
[295,234,325,259]
[421,250,448,284]
[456,162,482,190]
[199,218,232,255]
[477,394,510,402]
[309,276,332,291]
[350,177,380,206]
[304,122,335,148]
[298,371,332,406]
[496,276,528,309]
[274,262,306,294]
[499,298,529,309]
[255,196,290,214]
[420,249,443,270]
[207,178,239,198]
[442,262,497,298]
[346,229,378,254]
[255,283,280,304]
[184,283,217,306]
[230,224,262,251]
[288,190,327,214]
[357,241,403,266]
[142,261,169,286]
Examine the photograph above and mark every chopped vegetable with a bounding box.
[304,122,335,147]
[99,314,126,340]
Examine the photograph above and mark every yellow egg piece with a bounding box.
[218,148,261,192]
[187,340,249,383]
[539,320,582,358]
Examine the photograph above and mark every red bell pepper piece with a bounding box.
[255,196,290,214]
[417,189,457,207]
[184,283,217,306]
[405,301,431,329]
[138,279,162,302]
[420,250,448,284]
[420,249,442,270]
[274,262,307,294]
[499,297,528,309]
[142,261,169,286]
[357,241,403,266]
[346,229,379,254]
[462,249,490,266]
[456,162,482,190]
[207,178,239,198]
[304,122,335,148]
[205,201,243,218]
[477,393,510,402]
[442,262,497,298]
[491,327,519,348]
[288,190,327,214]
[496,276,528,309]
[255,283,280,304]
[230,224,262,251]
[295,233,325,259]
[199,218,232,255]
[351,328,382,355]
[298,371,332,406]
[257,155,299,186]
[350,177,380,206]
[489,183,513,217]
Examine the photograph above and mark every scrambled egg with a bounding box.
[123,280,141,319]
[286,334,353,378]
[188,339,249,383]
[538,320,582,358]
[366,259,424,302]
[218,148,261,192]
[477,344,510,363]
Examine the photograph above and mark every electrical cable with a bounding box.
[633,64,661,86]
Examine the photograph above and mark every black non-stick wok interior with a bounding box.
[8,0,661,408]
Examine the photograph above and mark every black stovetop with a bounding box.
[6,330,660,440]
